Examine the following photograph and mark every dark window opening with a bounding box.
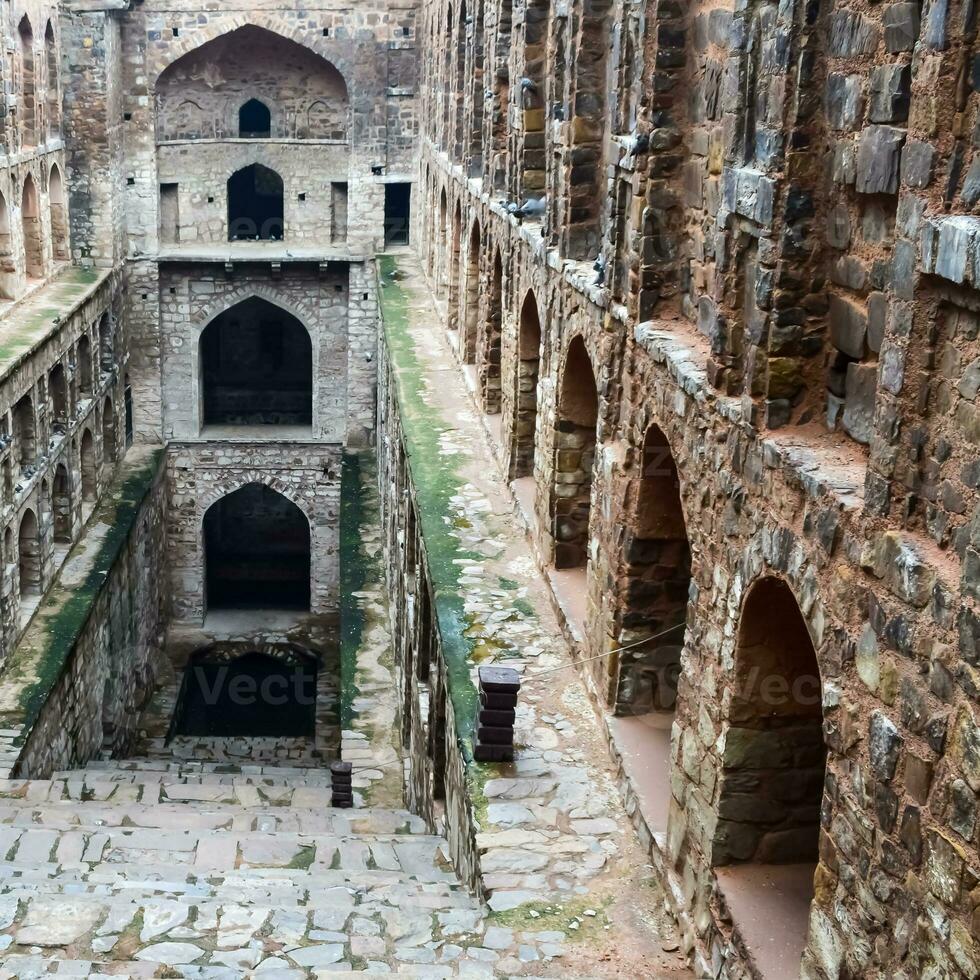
[239,99,271,138]
[204,483,311,611]
[200,297,312,427]
[228,163,284,241]
[384,182,411,246]
[124,378,134,447]
[173,651,318,737]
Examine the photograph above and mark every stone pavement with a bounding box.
[0,759,583,978]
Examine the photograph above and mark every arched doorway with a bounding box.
[239,98,271,137]
[228,164,284,241]
[715,577,825,865]
[53,463,71,544]
[462,220,480,363]
[173,648,319,737]
[510,290,541,478]
[18,508,40,599]
[77,334,93,398]
[49,165,68,262]
[0,190,13,300]
[203,483,311,611]
[438,188,448,293]
[98,313,113,374]
[44,21,59,139]
[49,363,68,433]
[551,336,598,569]
[19,18,35,148]
[616,424,691,713]
[447,201,462,332]
[102,397,116,464]
[21,174,42,279]
[12,394,36,473]
[80,428,96,502]
[199,297,313,427]
[480,248,503,414]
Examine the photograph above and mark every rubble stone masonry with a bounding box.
[417,0,980,975]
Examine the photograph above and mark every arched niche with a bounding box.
[155,26,349,142]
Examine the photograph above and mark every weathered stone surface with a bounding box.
[855,126,906,194]
[869,712,903,782]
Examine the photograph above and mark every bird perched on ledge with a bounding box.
[592,253,607,286]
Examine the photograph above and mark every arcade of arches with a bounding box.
[0,2,972,979]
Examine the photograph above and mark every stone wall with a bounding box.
[166,441,343,622]
[376,319,484,896]
[0,447,168,778]
[157,264,353,442]
[416,0,980,975]
[0,270,130,662]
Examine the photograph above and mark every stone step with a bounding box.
[0,798,427,834]
[0,827,456,879]
[0,864,472,901]
[87,756,331,773]
[43,769,335,787]
[83,757,337,778]
[0,954,507,980]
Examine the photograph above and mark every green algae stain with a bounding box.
[377,254,481,755]
[339,451,367,731]
[0,449,165,741]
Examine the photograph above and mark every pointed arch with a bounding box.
[239,98,271,137]
[448,200,463,331]
[199,295,313,428]
[49,163,68,262]
[44,20,59,139]
[18,508,40,599]
[0,190,13,300]
[102,396,117,464]
[462,218,481,363]
[714,576,825,865]
[551,335,598,569]
[53,462,71,544]
[614,424,692,713]
[19,17,36,148]
[21,174,42,279]
[510,289,542,478]
[203,482,311,612]
[480,246,503,413]
[80,428,97,502]
[228,163,284,241]
[155,25,349,142]
[77,333,93,398]
[12,393,36,473]
[49,362,68,431]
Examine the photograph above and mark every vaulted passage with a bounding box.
[714,577,825,866]
[173,650,318,737]
[200,297,312,427]
[204,483,311,611]
[551,336,597,568]
[616,424,691,713]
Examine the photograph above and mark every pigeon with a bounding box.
[516,197,546,218]
[592,254,607,286]
[625,132,649,157]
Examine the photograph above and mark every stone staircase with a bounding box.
[0,758,566,978]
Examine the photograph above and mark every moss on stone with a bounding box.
[376,255,481,753]
[0,448,165,742]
